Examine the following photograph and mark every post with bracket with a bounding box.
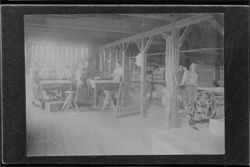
[135,36,153,117]
[161,21,180,129]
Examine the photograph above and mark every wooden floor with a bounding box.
[26,100,167,156]
[26,98,224,156]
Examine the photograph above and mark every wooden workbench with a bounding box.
[39,80,74,102]
[88,79,120,108]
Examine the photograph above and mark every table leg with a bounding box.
[73,102,80,112]
[64,94,73,111]
[101,91,113,112]
[94,87,97,108]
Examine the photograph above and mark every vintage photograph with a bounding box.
[24,13,225,156]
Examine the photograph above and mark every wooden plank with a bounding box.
[99,14,213,50]
[177,25,193,48]
[118,14,173,21]
[140,38,146,116]
[104,49,106,77]
[208,19,224,37]
[172,27,180,128]
[135,39,142,52]
[121,42,130,81]
[179,48,223,53]
[161,20,180,129]
[137,37,153,116]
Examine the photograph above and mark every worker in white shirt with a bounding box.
[182,63,198,104]
[111,61,122,82]
[110,61,123,105]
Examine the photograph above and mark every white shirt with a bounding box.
[183,70,198,86]
[112,66,122,82]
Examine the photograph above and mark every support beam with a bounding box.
[118,14,173,21]
[177,25,193,48]
[161,20,180,129]
[135,37,153,117]
[147,52,165,56]
[99,51,103,76]
[179,48,224,53]
[109,47,112,74]
[110,47,116,72]
[208,19,224,37]
[99,14,213,50]
[103,49,106,78]
[121,42,130,81]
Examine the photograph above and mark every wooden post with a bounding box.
[103,49,106,78]
[109,47,112,75]
[162,35,171,128]
[99,51,102,75]
[121,42,129,81]
[122,44,126,82]
[162,21,180,129]
[115,48,118,64]
[135,37,153,117]
[173,28,181,128]
[110,47,115,72]
[141,39,146,116]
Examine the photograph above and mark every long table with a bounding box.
[39,80,74,102]
[88,79,120,108]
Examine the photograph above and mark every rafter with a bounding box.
[177,25,193,48]
[179,48,224,53]
[208,18,224,37]
[118,14,173,21]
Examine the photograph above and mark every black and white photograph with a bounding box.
[24,13,225,156]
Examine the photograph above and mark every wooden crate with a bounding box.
[45,101,63,112]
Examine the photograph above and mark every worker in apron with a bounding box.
[75,61,91,106]
[182,63,198,105]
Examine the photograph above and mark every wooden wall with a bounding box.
[25,38,90,74]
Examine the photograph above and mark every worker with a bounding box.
[110,61,123,105]
[75,61,91,106]
[111,61,122,82]
[174,64,188,86]
[182,63,198,104]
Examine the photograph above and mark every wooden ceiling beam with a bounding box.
[177,25,193,48]
[99,14,213,50]
[207,18,224,37]
[179,48,224,53]
[117,14,173,21]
